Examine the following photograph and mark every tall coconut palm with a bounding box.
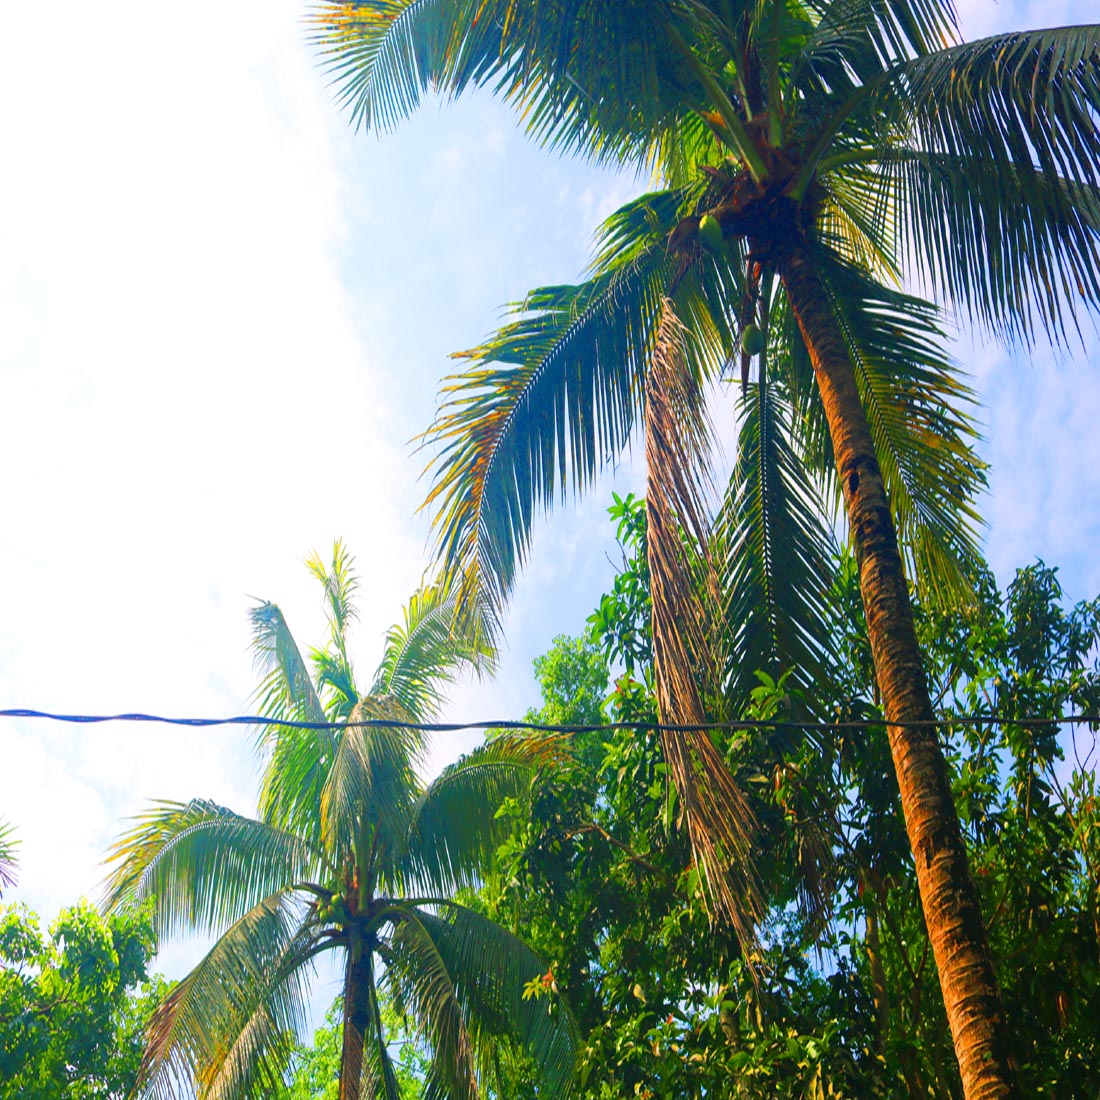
[314,5,1100,1096]
[103,544,576,1100]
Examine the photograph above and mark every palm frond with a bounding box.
[402,732,568,895]
[421,200,675,626]
[250,602,326,727]
[642,297,763,953]
[320,696,423,874]
[306,540,360,668]
[813,249,987,605]
[102,800,326,940]
[134,892,320,1100]
[384,906,480,1100]
[312,0,498,132]
[250,582,338,839]
[0,819,18,895]
[388,903,578,1100]
[371,578,494,720]
[360,959,405,1100]
[717,375,840,706]
[887,25,1100,341]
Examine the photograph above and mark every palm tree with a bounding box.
[103,544,577,1100]
[314,6,1100,1096]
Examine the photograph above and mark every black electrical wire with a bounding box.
[0,708,1097,735]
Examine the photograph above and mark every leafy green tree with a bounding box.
[315,5,1100,1093]
[478,521,875,1100]
[104,544,577,1100]
[480,506,1100,1099]
[0,899,163,1100]
[833,559,1100,1097]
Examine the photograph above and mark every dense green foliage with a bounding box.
[0,900,163,1100]
[456,503,1100,1100]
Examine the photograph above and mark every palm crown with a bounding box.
[104,544,577,1100]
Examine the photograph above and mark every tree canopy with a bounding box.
[0,899,164,1100]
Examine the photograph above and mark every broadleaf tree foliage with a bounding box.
[0,899,164,1100]
[463,503,1100,1099]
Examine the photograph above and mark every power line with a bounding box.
[0,707,1097,735]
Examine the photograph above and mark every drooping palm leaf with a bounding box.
[313,0,492,133]
[421,203,674,623]
[884,25,1100,340]
[359,959,404,1100]
[371,578,494,719]
[250,600,339,844]
[389,902,578,1100]
[717,375,840,706]
[384,905,481,1100]
[814,249,987,603]
[102,800,327,939]
[135,892,319,1100]
[401,732,566,895]
[250,601,326,727]
[642,297,762,946]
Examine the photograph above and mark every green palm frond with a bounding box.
[312,0,495,133]
[402,733,567,894]
[361,960,404,1100]
[252,550,351,837]
[421,213,673,625]
[250,601,327,728]
[321,697,422,871]
[384,905,480,1100]
[0,819,18,895]
[306,540,360,668]
[136,893,320,1100]
[887,25,1100,340]
[311,648,361,719]
[388,903,578,1100]
[258,720,340,848]
[718,375,840,706]
[814,250,987,604]
[102,800,326,939]
[371,578,494,719]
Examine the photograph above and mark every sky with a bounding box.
[0,0,1097,1012]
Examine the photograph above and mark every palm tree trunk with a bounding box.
[775,242,1017,1100]
[340,941,372,1100]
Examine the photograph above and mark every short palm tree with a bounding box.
[314,5,1100,1096]
[104,544,576,1100]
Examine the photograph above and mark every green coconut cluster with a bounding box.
[317,892,353,924]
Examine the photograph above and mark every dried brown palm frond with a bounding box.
[644,298,762,955]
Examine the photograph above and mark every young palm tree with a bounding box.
[314,5,1100,1097]
[104,544,576,1100]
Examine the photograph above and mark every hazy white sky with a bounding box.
[0,0,1097,1000]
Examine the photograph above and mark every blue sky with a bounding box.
[0,0,1097,1001]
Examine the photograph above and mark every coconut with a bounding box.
[741,322,765,356]
[697,214,724,253]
